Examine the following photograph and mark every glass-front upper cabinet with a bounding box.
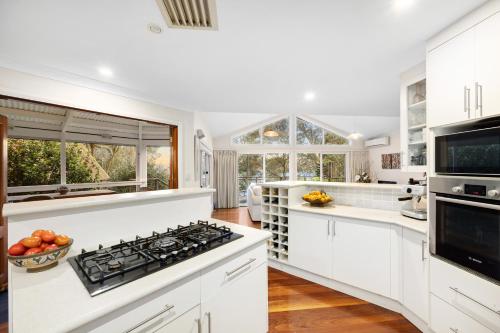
[400,62,427,172]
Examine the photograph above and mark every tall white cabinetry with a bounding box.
[400,63,427,172]
[427,10,500,128]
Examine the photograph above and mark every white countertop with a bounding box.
[262,180,402,190]
[10,219,271,333]
[289,203,428,234]
[3,188,215,218]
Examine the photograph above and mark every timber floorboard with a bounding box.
[212,208,421,333]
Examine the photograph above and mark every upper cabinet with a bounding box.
[427,11,500,128]
[400,63,428,172]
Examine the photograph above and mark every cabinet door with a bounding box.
[427,29,475,127]
[288,211,333,278]
[154,306,200,333]
[332,218,391,297]
[201,263,268,333]
[402,229,428,322]
[475,11,500,118]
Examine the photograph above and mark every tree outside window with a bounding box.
[262,119,289,144]
[296,118,323,145]
[322,154,346,182]
[265,153,289,182]
[233,129,260,144]
[297,153,320,181]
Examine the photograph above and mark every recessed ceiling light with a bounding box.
[98,66,113,78]
[148,23,162,34]
[304,91,316,101]
[394,0,415,11]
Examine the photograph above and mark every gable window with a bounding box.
[233,128,261,144]
[296,117,348,145]
[262,118,289,144]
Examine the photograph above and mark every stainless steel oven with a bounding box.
[429,177,500,283]
[435,126,500,176]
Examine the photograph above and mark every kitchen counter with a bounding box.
[3,187,215,219]
[289,203,428,234]
[262,180,402,190]
[9,219,271,333]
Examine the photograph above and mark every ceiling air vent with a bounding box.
[156,0,218,30]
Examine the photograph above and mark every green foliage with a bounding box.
[65,144,97,184]
[263,119,289,144]
[233,129,261,144]
[265,153,289,180]
[147,146,170,190]
[297,153,320,180]
[8,139,62,186]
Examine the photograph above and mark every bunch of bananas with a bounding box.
[302,190,332,205]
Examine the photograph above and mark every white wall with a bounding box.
[367,130,423,184]
[0,67,198,187]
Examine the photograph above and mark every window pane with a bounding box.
[296,118,323,144]
[322,154,346,182]
[238,154,263,205]
[297,153,320,181]
[66,143,136,183]
[263,118,289,144]
[265,153,289,182]
[233,129,261,144]
[8,138,61,186]
[147,146,171,190]
[325,130,348,145]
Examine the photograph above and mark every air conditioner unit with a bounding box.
[365,136,390,148]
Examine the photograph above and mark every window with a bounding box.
[147,146,171,190]
[8,138,61,186]
[66,143,136,184]
[265,153,289,182]
[296,117,348,145]
[296,118,323,145]
[322,154,346,182]
[297,153,320,181]
[238,154,263,204]
[233,129,260,144]
[263,118,289,144]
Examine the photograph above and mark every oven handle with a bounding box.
[436,196,500,211]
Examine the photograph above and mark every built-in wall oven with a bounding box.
[435,126,500,176]
[429,177,500,283]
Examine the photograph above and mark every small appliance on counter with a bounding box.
[399,184,427,220]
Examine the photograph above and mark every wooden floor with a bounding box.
[212,208,421,333]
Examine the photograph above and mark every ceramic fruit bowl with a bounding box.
[302,191,333,207]
[7,239,73,271]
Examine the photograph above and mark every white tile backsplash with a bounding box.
[315,186,403,211]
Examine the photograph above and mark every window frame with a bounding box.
[295,151,348,182]
[231,116,292,147]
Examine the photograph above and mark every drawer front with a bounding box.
[153,305,201,333]
[430,257,500,332]
[201,243,267,302]
[430,295,494,333]
[80,275,201,333]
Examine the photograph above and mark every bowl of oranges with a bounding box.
[302,190,333,207]
[7,229,72,271]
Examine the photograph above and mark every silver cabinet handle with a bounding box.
[196,318,202,333]
[327,220,331,236]
[478,82,483,117]
[421,240,427,261]
[450,328,459,333]
[449,287,500,315]
[205,312,212,333]
[124,304,174,333]
[466,86,471,118]
[333,220,336,236]
[225,258,256,278]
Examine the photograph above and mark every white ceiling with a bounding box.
[0,0,486,118]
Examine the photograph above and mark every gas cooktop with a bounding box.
[68,220,243,296]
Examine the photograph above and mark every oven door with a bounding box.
[435,126,500,176]
[429,193,500,282]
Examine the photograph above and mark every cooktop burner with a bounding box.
[68,220,243,296]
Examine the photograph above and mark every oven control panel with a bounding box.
[464,184,487,196]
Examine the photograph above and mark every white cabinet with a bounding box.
[200,244,268,333]
[154,306,201,333]
[427,29,475,128]
[201,263,268,333]
[430,295,494,333]
[400,63,428,172]
[331,217,391,297]
[427,11,500,128]
[402,228,428,322]
[475,11,500,118]
[288,211,333,278]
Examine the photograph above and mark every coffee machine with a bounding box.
[399,185,427,220]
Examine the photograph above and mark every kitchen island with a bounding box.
[4,188,271,333]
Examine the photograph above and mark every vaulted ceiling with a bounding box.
[0,0,486,118]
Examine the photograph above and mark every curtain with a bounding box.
[348,151,370,182]
[213,150,239,208]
